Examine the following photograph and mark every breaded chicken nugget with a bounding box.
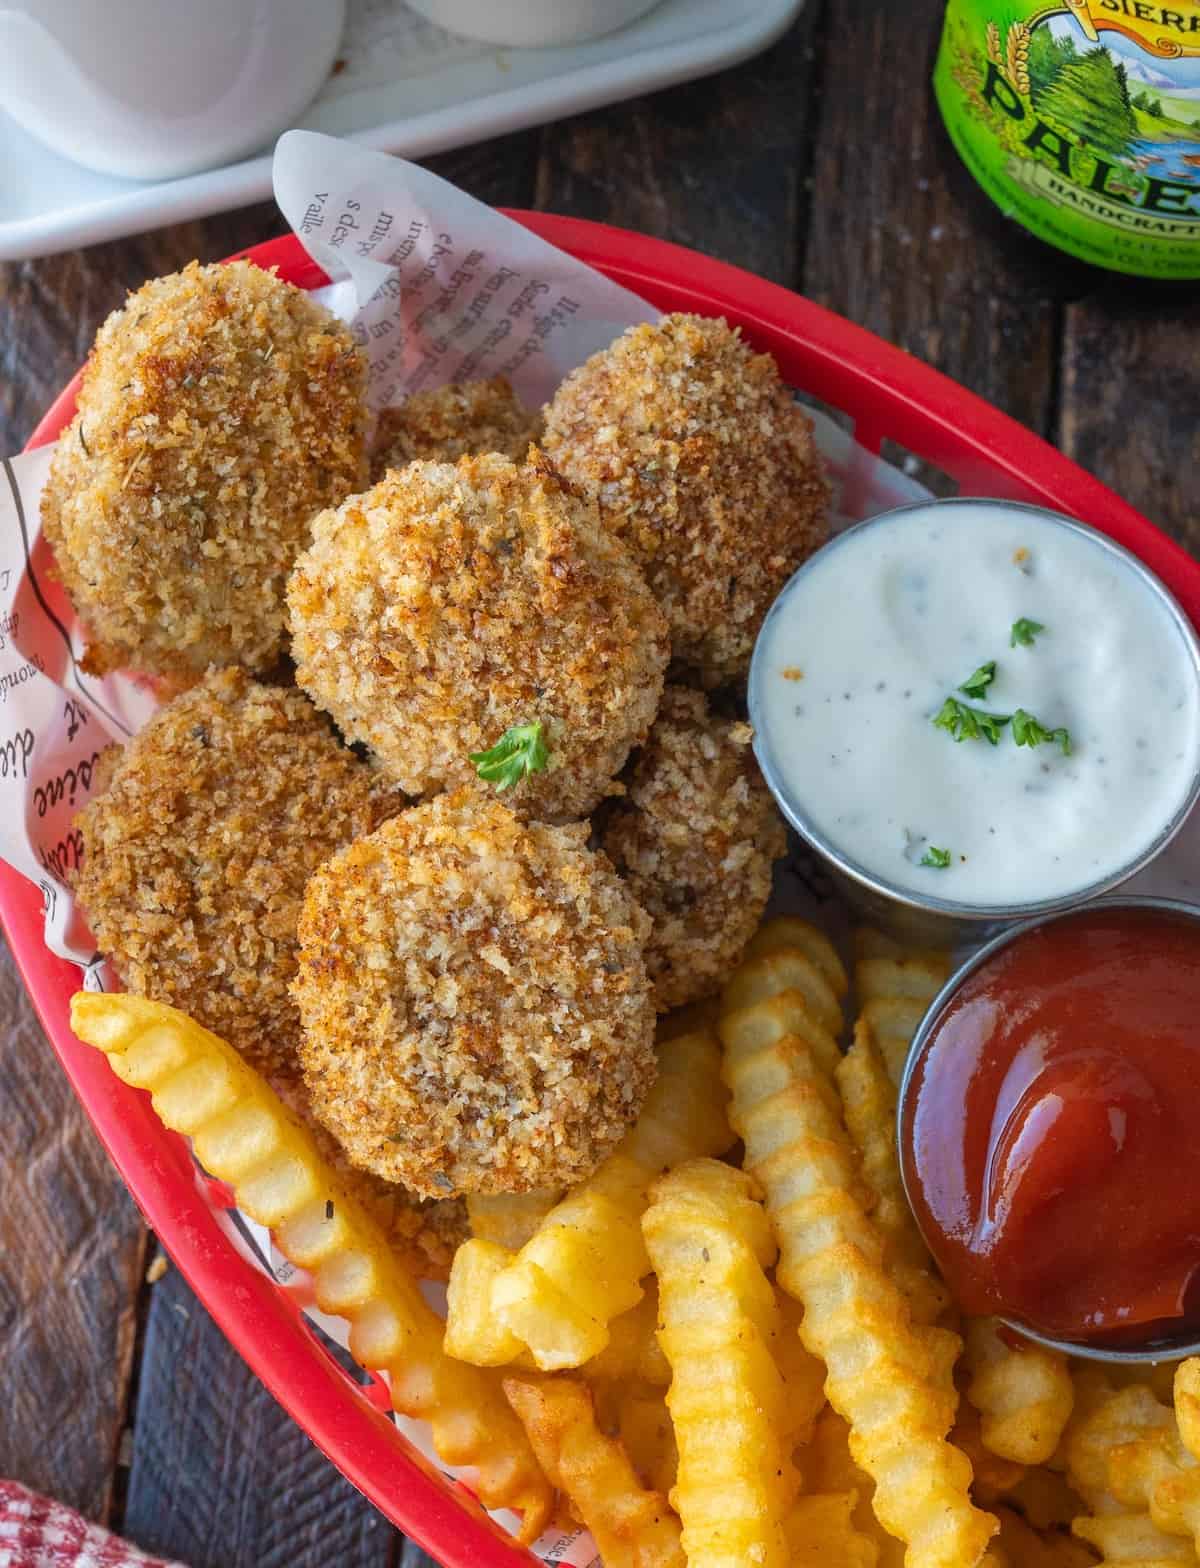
[42,261,368,679]
[542,313,829,686]
[602,686,786,1011]
[73,668,402,1079]
[287,451,669,823]
[293,788,657,1198]
[370,377,542,481]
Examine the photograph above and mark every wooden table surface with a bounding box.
[1,2,1196,1564]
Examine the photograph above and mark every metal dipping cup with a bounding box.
[896,896,1200,1365]
[746,500,1200,949]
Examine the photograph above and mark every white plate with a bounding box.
[0,0,802,262]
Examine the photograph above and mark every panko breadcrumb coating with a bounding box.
[73,668,402,1079]
[370,377,542,481]
[272,1070,466,1281]
[542,313,830,686]
[293,788,657,1198]
[287,451,669,823]
[602,685,786,1011]
[42,260,369,679]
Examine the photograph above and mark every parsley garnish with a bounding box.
[469,721,550,791]
[1012,709,1071,755]
[1011,618,1046,648]
[933,697,1011,746]
[958,661,997,700]
[920,845,952,869]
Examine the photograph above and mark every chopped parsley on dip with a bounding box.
[749,501,1200,909]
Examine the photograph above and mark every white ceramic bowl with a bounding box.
[405,0,664,49]
[0,0,346,181]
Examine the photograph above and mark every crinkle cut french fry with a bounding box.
[722,946,843,1036]
[854,928,949,966]
[1071,1510,1197,1565]
[1177,1363,1200,1462]
[719,921,998,1568]
[503,1375,685,1568]
[1061,1375,1200,1564]
[993,1505,1099,1568]
[582,1284,670,1387]
[835,1017,949,1326]
[444,1237,531,1367]
[806,1408,907,1568]
[618,1384,679,1498]
[467,1188,562,1250]
[855,953,951,1007]
[859,996,930,1088]
[773,1288,827,1450]
[1003,1466,1088,1533]
[783,1492,880,1568]
[847,947,1072,1486]
[1112,1364,1185,1407]
[1064,1375,1161,1514]
[445,1028,733,1372]
[852,929,951,1090]
[745,917,849,998]
[950,1396,1028,1504]
[963,1316,1073,1466]
[70,992,553,1541]
[643,1158,798,1568]
[1090,1382,1200,1556]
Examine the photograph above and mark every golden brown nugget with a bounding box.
[543,313,829,685]
[293,788,656,1197]
[43,260,368,678]
[370,376,542,479]
[602,685,786,1011]
[288,451,669,823]
[73,667,402,1080]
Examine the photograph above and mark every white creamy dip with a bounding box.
[751,502,1200,908]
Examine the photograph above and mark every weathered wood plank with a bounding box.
[533,14,824,288]
[803,0,1062,482]
[0,934,145,1519]
[121,1262,397,1567]
[401,1538,444,1568]
[1059,292,1200,552]
[423,131,542,211]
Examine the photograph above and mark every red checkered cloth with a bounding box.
[0,1484,187,1568]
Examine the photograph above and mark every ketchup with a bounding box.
[901,907,1200,1347]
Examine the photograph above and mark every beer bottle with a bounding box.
[934,0,1200,280]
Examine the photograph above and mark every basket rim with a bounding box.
[7,212,1197,1567]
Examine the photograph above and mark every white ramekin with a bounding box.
[0,0,346,181]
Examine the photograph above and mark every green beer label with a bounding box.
[935,1,1200,277]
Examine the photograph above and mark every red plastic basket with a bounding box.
[5,215,1198,1566]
